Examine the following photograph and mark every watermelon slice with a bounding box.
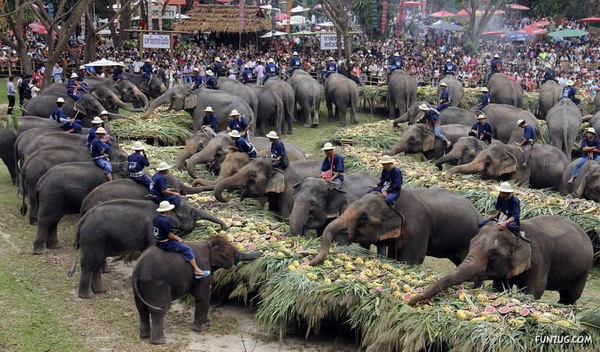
[485,306,496,314]
[470,306,479,314]
[520,308,530,317]
[491,300,502,307]
[404,293,412,301]
[416,287,424,293]
[498,306,510,314]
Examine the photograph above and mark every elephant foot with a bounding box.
[46,240,63,250]
[140,328,151,339]
[92,285,107,294]
[100,262,111,274]
[78,290,94,299]
[303,123,312,128]
[29,219,38,225]
[20,204,27,216]
[286,130,294,135]
[191,323,208,332]
[32,245,47,255]
[151,336,167,345]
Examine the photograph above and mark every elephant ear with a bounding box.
[73,99,86,114]
[422,130,436,152]
[266,169,286,193]
[498,152,518,176]
[326,187,347,218]
[506,240,532,279]
[184,92,198,110]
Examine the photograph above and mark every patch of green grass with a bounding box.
[0,77,7,105]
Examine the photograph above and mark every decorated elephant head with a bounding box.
[409,222,532,305]
[185,133,234,178]
[386,123,436,156]
[113,80,149,110]
[176,131,215,170]
[393,101,428,126]
[289,177,347,236]
[435,136,487,170]
[214,158,286,203]
[445,143,519,181]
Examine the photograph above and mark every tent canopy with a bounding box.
[547,29,589,38]
[260,31,287,38]
[85,58,124,67]
[578,16,600,23]
[508,4,530,10]
[430,10,456,18]
[429,22,464,31]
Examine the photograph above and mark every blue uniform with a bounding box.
[153,215,196,262]
[212,62,223,76]
[77,71,86,81]
[443,62,457,76]
[205,75,218,89]
[264,63,278,83]
[113,66,123,81]
[490,58,502,73]
[562,86,580,105]
[142,62,153,80]
[51,106,81,133]
[241,68,253,84]
[479,195,521,236]
[469,122,493,143]
[368,167,403,206]
[477,92,491,111]
[290,56,301,69]
[425,109,449,143]
[323,62,337,79]
[50,107,67,123]
[389,56,403,72]
[270,140,286,168]
[128,152,151,189]
[192,74,203,90]
[66,78,81,101]
[90,137,112,174]
[228,117,249,133]
[572,137,600,178]
[321,153,345,188]
[522,124,536,142]
[437,89,450,111]
[543,68,556,83]
[150,173,181,206]
[234,137,257,159]
[87,126,98,148]
[201,113,219,132]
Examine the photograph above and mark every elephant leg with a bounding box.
[387,95,396,120]
[387,242,398,260]
[313,104,320,126]
[78,267,95,298]
[350,105,357,125]
[135,297,151,339]
[326,98,334,122]
[558,274,587,305]
[46,222,62,249]
[396,231,427,265]
[377,244,387,257]
[150,313,167,344]
[523,270,547,300]
[32,222,50,255]
[492,279,509,291]
[275,114,282,137]
[91,268,106,294]
[191,282,211,332]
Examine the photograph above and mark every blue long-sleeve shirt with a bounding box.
[193,74,203,89]
[522,124,536,141]
[90,137,109,159]
[228,117,249,133]
[150,173,168,196]
[201,113,219,132]
[477,93,490,110]
[443,62,457,75]
[580,137,600,158]
[87,126,98,147]
[471,122,492,139]
[128,152,149,174]
[562,86,577,100]
[142,63,153,74]
[50,107,67,123]
[234,137,257,158]
[241,68,253,83]
[495,195,520,225]
[439,90,449,104]
[321,154,345,181]
[290,57,301,69]
[205,75,218,89]
[265,63,278,77]
[376,167,402,194]
[270,140,286,159]
[390,56,403,69]
[326,62,337,73]
[424,109,440,125]
[490,58,502,73]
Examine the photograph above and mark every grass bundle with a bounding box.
[109,107,193,146]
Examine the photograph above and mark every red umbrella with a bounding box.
[28,21,47,34]
[481,30,505,36]
[402,1,423,6]
[531,20,550,27]
[275,12,288,21]
[578,16,600,22]
[430,10,456,18]
[522,25,547,35]
[456,9,469,17]
[508,4,530,11]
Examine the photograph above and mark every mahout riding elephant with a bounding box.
[393,101,476,126]
[561,160,600,202]
[538,80,563,119]
[434,136,491,170]
[437,74,464,107]
[487,73,523,108]
[248,85,284,136]
[386,123,471,159]
[217,77,259,117]
[324,73,359,126]
[32,161,130,254]
[445,143,568,190]
[309,189,481,266]
[176,131,215,170]
[289,174,377,236]
[409,216,593,305]
[80,176,213,216]
[264,77,295,134]
[141,86,255,132]
[546,98,582,157]
[289,70,321,127]
[70,199,226,298]
[214,159,321,218]
[481,104,539,143]
[387,71,417,119]
[132,236,260,344]
[124,72,168,99]
[0,116,52,183]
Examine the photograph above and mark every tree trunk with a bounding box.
[0,1,33,75]
[84,7,97,63]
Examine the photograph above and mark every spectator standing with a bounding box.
[6,76,16,115]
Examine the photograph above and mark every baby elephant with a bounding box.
[132,236,260,344]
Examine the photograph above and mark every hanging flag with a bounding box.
[381,0,388,34]
[239,0,245,29]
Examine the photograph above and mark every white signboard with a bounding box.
[149,5,178,19]
[143,34,171,49]
[320,33,338,50]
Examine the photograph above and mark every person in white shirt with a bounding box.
[30,80,40,98]
[52,63,63,83]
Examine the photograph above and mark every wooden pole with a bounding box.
[286,0,292,33]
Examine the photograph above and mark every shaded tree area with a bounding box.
[320,0,352,62]
[531,0,600,19]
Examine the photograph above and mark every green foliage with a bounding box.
[351,0,393,36]
[121,39,138,49]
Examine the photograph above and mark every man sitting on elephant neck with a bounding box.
[477,87,491,111]
[200,106,219,136]
[323,57,338,80]
[228,130,257,159]
[150,162,181,206]
[486,53,502,83]
[319,143,345,189]
[515,119,536,167]
[542,64,557,84]
[568,127,600,184]
[442,59,457,76]
[90,127,113,181]
[142,59,154,81]
[87,116,104,148]
[267,131,287,169]
[227,109,250,137]
[241,64,254,84]
[192,67,203,90]
[153,201,210,279]
[128,141,151,189]
[561,80,580,105]
[112,62,125,82]
[479,182,529,242]
[388,52,403,73]
[469,114,492,144]
[51,97,82,133]
[66,72,83,101]
[418,104,452,147]
[436,82,450,112]
[264,58,279,83]
[368,155,402,206]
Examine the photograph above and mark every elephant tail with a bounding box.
[68,211,88,277]
[132,269,163,311]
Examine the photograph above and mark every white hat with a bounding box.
[204,106,214,112]
[440,81,448,87]
[118,61,124,66]
[268,58,275,63]
[545,63,551,68]
[91,116,104,124]
[495,181,515,193]
[229,109,240,116]
[266,131,279,139]
[228,130,241,138]
[379,155,394,164]
[79,65,86,70]
[243,64,249,69]
[156,200,175,212]
[70,73,78,78]
[494,54,499,58]
[155,161,172,171]
[446,58,451,62]
[477,114,486,120]
[394,52,399,56]
[293,51,298,55]
[328,57,334,61]
[481,87,489,92]
[215,57,222,62]
[56,97,65,103]
[99,110,109,116]
[517,119,526,126]
[418,103,429,111]
[95,127,107,134]
[193,67,199,72]
[132,141,145,150]
[567,80,574,85]
[321,142,334,151]
[206,70,213,75]
[145,58,152,63]
[586,127,596,135]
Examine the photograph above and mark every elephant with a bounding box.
[176,131,215,170]
[595,93,600,114]
[437,75,464,107]
[487,73,523,108]
[445,143,568,190]
[481,104,539,144]
[132,236,260,344]
[248,85,284,136]
[214,159,322,218]
[409,216,593,305]
[324,74,358,126]
[289,70,321,127]
[309,189,482,266]
[393,101,477,126]
[80,176,213,216]
[217,77,259,117]
[538,80,563,119]
[387,71,418,119]
[19,145,128,220]
[69,199,226,298]
[32,161,130,254]
[289,174,377,236]
[141,86,255,133]
[546,98,582,157]
[124,72,168,99]
[434,136,491,170]
[191,151,264,187]
[264,77,295,134]
[561,160,600,202]
[386,123,471,159]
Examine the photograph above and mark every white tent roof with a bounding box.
[291,6,309,13]
[259,4,279,11]
[260,31,287,38]
[317,21,334,27]
[85,58,124,67]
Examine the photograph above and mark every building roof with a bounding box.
[174,5,271,34]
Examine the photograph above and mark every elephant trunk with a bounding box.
[289,199,311,236]
[213,171,247,203]
[112,93,144,112]
[134,87,149,110]
[177,148,196,170]
[435,148,462,168]
[393,112,408,127]
[142,91,171,118]
[445,155,484,181]
[106,112,135,121]
[186,147,218,179]
[181,184,214,194]
[386,140,407,156]
[193,208,227,230]
[409,255,485,305]
[582,114,594,122]
[192,178,217,187]
[309,210,355,266]
[239,251,262,261]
